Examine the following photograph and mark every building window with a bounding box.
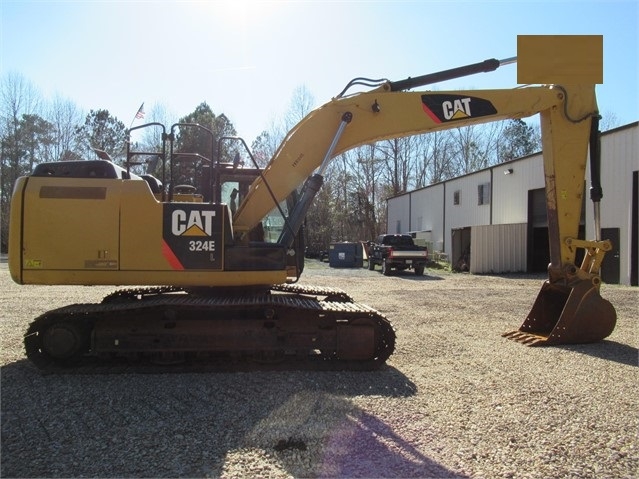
[453,190,461,205]
[478,183,490,205]
[395,220,401,234]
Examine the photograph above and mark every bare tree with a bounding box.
[421,130,457,183]
[378,136,416,195]
[250,124,282,168]
[412,134,432,188]
[599,111,621,132]
[122,103,177,177]
[450,123,505,175]
[283,85,315,132]
[351,144,385,240]
[250,87,316,171]
[47,94,84,161]
[139,102,176,147]
[1,72,41,131]
[0,73,43,253]
[304,166,335,253]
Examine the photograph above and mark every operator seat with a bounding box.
[173,184,197,195]
[141,174,162,194]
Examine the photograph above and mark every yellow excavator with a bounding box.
[9,35,616,371]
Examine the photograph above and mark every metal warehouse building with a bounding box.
[386,122,638,285]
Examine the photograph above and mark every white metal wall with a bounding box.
[386,194,410,235]
[492,154,544,224]
[586,124,638,285]
[445,170,491,251]
[409,184,444,251]
[445,170,491,228]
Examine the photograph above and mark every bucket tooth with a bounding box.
[505,278,616,347]
[502,330,548,346]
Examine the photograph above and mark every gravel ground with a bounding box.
[1,259,637,479]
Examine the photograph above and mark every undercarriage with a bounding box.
[24,284,395,373]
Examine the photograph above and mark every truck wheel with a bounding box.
[382,259,391,276]
[368,259,375,270]
[414,265,425,276]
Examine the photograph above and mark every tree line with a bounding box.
[3,72,590,255]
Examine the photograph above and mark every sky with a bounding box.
[1,0,638,144]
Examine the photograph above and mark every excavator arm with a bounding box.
[235,35,616,346]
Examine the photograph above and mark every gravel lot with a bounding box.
[1,259,637,479]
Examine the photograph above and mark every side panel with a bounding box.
[119,181,166,270]
[119,182,228,271]
[21,177,121,272]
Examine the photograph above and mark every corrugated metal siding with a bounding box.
[470,223,527,273]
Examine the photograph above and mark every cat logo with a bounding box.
[162,204,225,270]
[442,97,472,120]
[171,209,216,237]
[422,94,497,124]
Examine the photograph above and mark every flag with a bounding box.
[135,102,145,119]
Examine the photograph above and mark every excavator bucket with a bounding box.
[503,278,616,346]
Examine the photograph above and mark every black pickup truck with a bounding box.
[367,234,429,276]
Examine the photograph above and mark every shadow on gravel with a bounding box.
[373,271,446,281]
[396,274,446,281]
[1,360,467,478]
[559,340,638,367]
[1,359,419,395]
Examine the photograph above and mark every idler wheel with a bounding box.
[41,322,87,360]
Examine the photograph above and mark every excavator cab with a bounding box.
[128,123,306,278]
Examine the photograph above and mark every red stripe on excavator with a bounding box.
[162,240,184,270]
[422,104,442,124]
